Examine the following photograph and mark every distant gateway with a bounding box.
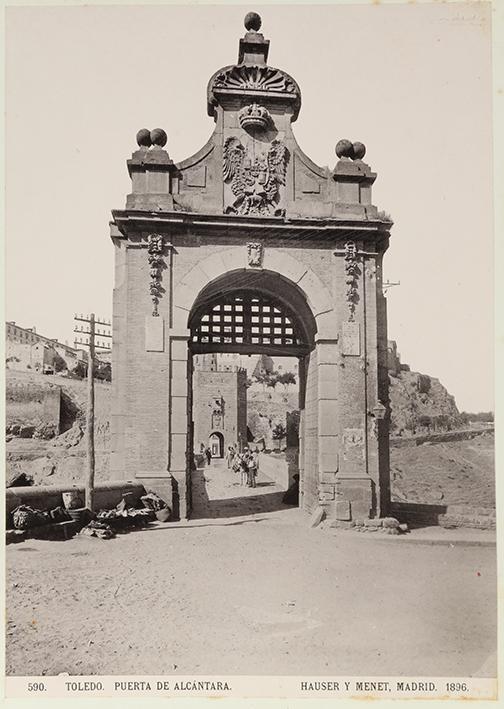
[108,13,393,522]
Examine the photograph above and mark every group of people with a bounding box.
[199,442,260,488]
[226,445,259,488]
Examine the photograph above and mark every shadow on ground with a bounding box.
[190,465,293,520]
[390,501,448,528]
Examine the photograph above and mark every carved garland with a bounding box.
[344,241,360,321]
[147,234,164,316]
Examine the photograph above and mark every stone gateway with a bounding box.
[109,14,393,523]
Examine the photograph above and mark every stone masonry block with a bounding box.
[172,306,190,330]
[221,248,246,273]
[350,499,371,519]
[171,373,188,397]
[170,338,189,361]
[145,315,164,352]
[318,435,339,457]
[170,433,187,471]
[171,359,187,380]
[178,265,208,294]
[262,249,307,284]
[335,500,351,521]
[318,400,339,435]
[317,363,338,398]
[297,268,333,316]
[320,472,337,484]
[174,281,197,311]
[319,490,335,501]
[342,321,360,356]
[318,438,339,474]
[319,482,335,494]
[198,252,227,282]
[336,481,371,502]
[319,454,338,473]
[316,344,340,366]
[171,397,188,434]
[314,310,336,340]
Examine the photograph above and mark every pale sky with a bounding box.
[5,2,494,412]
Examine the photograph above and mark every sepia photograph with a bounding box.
[4,0,497,700]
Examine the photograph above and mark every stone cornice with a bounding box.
[110,209,392,248]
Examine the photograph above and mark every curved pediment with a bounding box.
[207,63,301,122]
[118,12,390,227]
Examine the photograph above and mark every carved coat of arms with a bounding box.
[223,137,289,216]
[247,242,263,268]
[209,397,223,417]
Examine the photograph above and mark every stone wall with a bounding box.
[391,427,493,448]
[6,381,61,436]
[258,452,290,490]
[390,501,496,531]
[301,349,318,512]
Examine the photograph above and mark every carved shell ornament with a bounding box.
[223,137,289,216]
[208,63,302,121]
[214,65,296,94]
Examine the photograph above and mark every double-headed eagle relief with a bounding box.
[223,137,289,216]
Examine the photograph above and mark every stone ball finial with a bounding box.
[244,11,262,32]
[136,128,152,148]
[352,141,366,160]
[335,139,367,160]
[150,128,168,147]
[336,139,353,159]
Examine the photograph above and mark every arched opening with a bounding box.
[187,269,318,520]
[189,269,316,356]
[209,431,224,458]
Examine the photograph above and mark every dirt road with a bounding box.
[6,461,496,677]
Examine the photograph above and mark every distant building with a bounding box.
[387,340,410,376]
[193,354,247,457]
[6,321,88,374]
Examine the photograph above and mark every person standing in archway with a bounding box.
[248,448,258,488]
[240,449,249,486]
[205,446,212,466]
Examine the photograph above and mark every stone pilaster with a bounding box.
[333,241,375,521]
[110,225,128,479]
[168,329,191,519]
[315,338,340,512]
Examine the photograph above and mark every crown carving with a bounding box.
[238,103,270,130]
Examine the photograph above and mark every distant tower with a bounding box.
[192,358,247,457]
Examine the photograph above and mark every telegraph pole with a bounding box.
[74,313,111,511]
[383,280,401,293]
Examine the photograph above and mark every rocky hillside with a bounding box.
[246,368,465,443]
[389,369,464,437]
[246,383,298,446]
